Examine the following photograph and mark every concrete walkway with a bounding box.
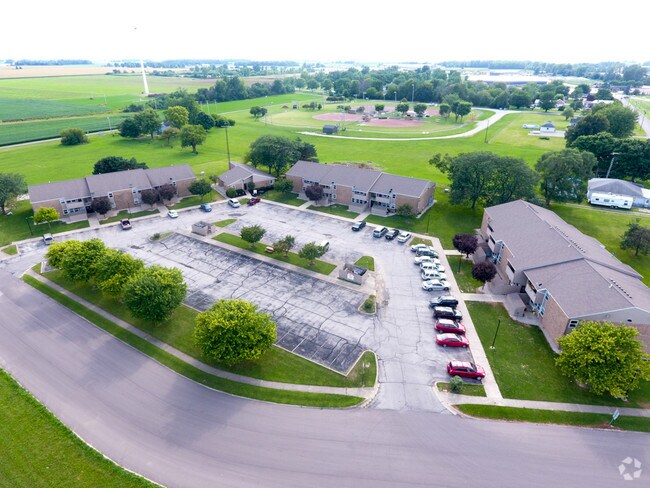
[462,293,507,303]
[27,270,378,402]
[436,389,650,418]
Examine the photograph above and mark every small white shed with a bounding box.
[540,121,556,133]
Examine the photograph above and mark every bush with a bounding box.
[362,295,376,313]
[226,188,237,198]
[60,128,88,146]
[450,375,464,393]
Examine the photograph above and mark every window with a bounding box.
[332,194,337,200]
[108,192,113,198]
[489,235,495,244]
[488,223,494,232]
[507,262,515,273]
[568,320,578,329]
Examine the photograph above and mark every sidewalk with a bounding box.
[27,270,378,402]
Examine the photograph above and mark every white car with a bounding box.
[422,270,448,281]
[414,255,434,265]
[396,232,412,243]
[435,264,446,273]
[420,262,437,271]
[422,279,450,292]
[411,243,428,253]
[228,198,241,208]
[167,210,178,219]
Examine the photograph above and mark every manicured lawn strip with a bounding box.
[214,232,336,275]
[310,204,359,219]
[0,368,155,487]
[260,190,304,206]
[168,191,222,210]
[410,236,433,247]
[2,244,18,255]
[23,275,362,408]
[99,209,159,224]
[214,218,236,227]
[40,270,372,388]
[0,200,90,247]
[455,404,650,433]
[354,256,375,271]
[437,382,487,397]
[467,302,649,407]
[448,255,483,293]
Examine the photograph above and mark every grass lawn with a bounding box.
[168,191,222,210]
[437,382,487,397]
[99,209,159,224]
[214,232,337,276]
[2,244,18,255]
[354,256,375,271]
[0,200,89,247]
[467,302,650,407]
[455,404,650,433]
[214,218,236,227]
[41,270,371,388]
[410,236,433,247]
[310,204,360,219]
[0,368,155,487]
[448,255,483,292]
[25,274,361,408]
[261,190,305,206]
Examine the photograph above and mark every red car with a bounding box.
[436,333,469,348]
[434,318,466,335]
[247,197,261,206]
[447,360,485,380]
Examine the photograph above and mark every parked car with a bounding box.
[429,295,459,309]
[436,333,469,348]
[414,255,434,265]
[120,218,132,230]
[351,221,366,232]
[447,360,485,380]
[422,279,450,292]
[434,318,466,334]
[434,264,446,273]
[396,232,412,243]
[416,248,439,258]
[167,210,179,219]
[373,226,388,238]
[228,198,241,208]
[247,197,261,206]
[422,270,447,281]
[433,306,463,321]
[411,243,428,253]
[420,262,437,271]
[199,203,212,212]
[42,233,54,245]
[385,228,400,240]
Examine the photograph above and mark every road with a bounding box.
[0,269,647,487]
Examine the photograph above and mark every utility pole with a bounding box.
[224,123,231,163]
[606,152,620,179]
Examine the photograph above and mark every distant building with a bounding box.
[540,121,556,132]
[588,178,650,208]
[322,124,338,135]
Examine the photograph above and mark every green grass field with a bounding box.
[0,98,110,122]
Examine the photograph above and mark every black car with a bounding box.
[351,221,366,231]
[432,306,463,321]
[429,295,459,309]
[373,226,388,238]
[385,228,400,240]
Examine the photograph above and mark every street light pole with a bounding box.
[224,123,231,164]
[490,319,501,349]
[411,83,415,105]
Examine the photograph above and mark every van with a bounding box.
[320,240,330,252]
[42,233,54,245]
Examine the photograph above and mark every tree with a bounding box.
[374,103,385,112]
[190,111,216,131]
[413,103,427,116]
[240,224,266,249]
[294,138,318,161]
[94,249,145,297]
[613,139,650,181]
[570,132,619,177]
[133,108,161,139]
[396,203,414,218]
[119,117,142,138]
[60,128,88,146]
[246,135,302,177]
[91,196,112,216]
[454,101,472,122]
[565,113,610,146]
[93,156,147,175]
[140,188,159,206]
[538,92,555,112]
[438,103,451,118]
[188,179,212,201]
[273,178,293,193]
[33,207,59,229]
[556,321,650,398]
[160,126,180,145]
[193,299,276,365]
[298,242,326,266]
[249,106,268,118]
[45,240,76,269]
[395,100,409,115]
[158,183,177,202]
[61,238,107,282]
[304,184,324,201]
[180,124,207,154]
[453,233,478,272]
[563,107,575,121]
[124,265,187,323]
[471,261,497,289]
[165,105,189,128]
[535,149,596,205]
[594,104,638,138]
[620,220,650,256]
[510,90,532,109]
[272,234,295,257]
[0,173,27,214]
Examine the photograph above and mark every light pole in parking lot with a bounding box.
[490,319,501,349]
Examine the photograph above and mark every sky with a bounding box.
[2,0,648,65]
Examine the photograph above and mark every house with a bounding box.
[285,160,435,215]
[540,121,556,132]
[216,161,276,191]
[28,164,196,221]
[588,178,650,208]
[323,124,338,135]
[479,200,650,352]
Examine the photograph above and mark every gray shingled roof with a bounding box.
[286,160,333,182]
[218,162,275,186]
[371,172,433,198]
[145,164,195,187]
[588,178,645,198]
[28,178,90,203]
[86,169,151,197]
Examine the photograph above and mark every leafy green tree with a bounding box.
[396,203,414,217]
[272,234,295,257]
[273,178,294,193]
[620,220,650,256]
[119,118,142,138]
[0,173,27,214]
[438,103,451,118]
[180,124,207,154]
[165,105,189,128]
[374,103,385,112]
[194,299,276,365]
[124,265,187,323]
[471,261,497,289]
[395,100,409,115]
[188,179,212,201]
[94,249,145,297]
[539,92,555,112]
[133,108,161,139]
[535,149,596,206]
[60,128,88,146]
[613,139,650,181]
[45,240,77,269]
[61,238,107,282]
[246,135,302,177]
[190,111,216,131]
[240,224,266,249]
[304,184,324,201]
[556,321,650,398]
[249,106,268,118]
[413,103,427,116]
[158,183,177,202]
[298,242,326,266]
[453,101,472,122]
[294,138,318,161]
[33,207,59,229]
[140,188,159,206]
[563,107,575,121]
[565,113,610,146]
[93,156,147,175]
[510,90,532,109]
[160,126,180,145]
[91,197,112,216]
[593,103,638,138]
[570,132,618,176]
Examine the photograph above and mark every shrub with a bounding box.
[449,376,464,393]
[226,188,237,198]
[362,295,376,313]
[60,128,88,146]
